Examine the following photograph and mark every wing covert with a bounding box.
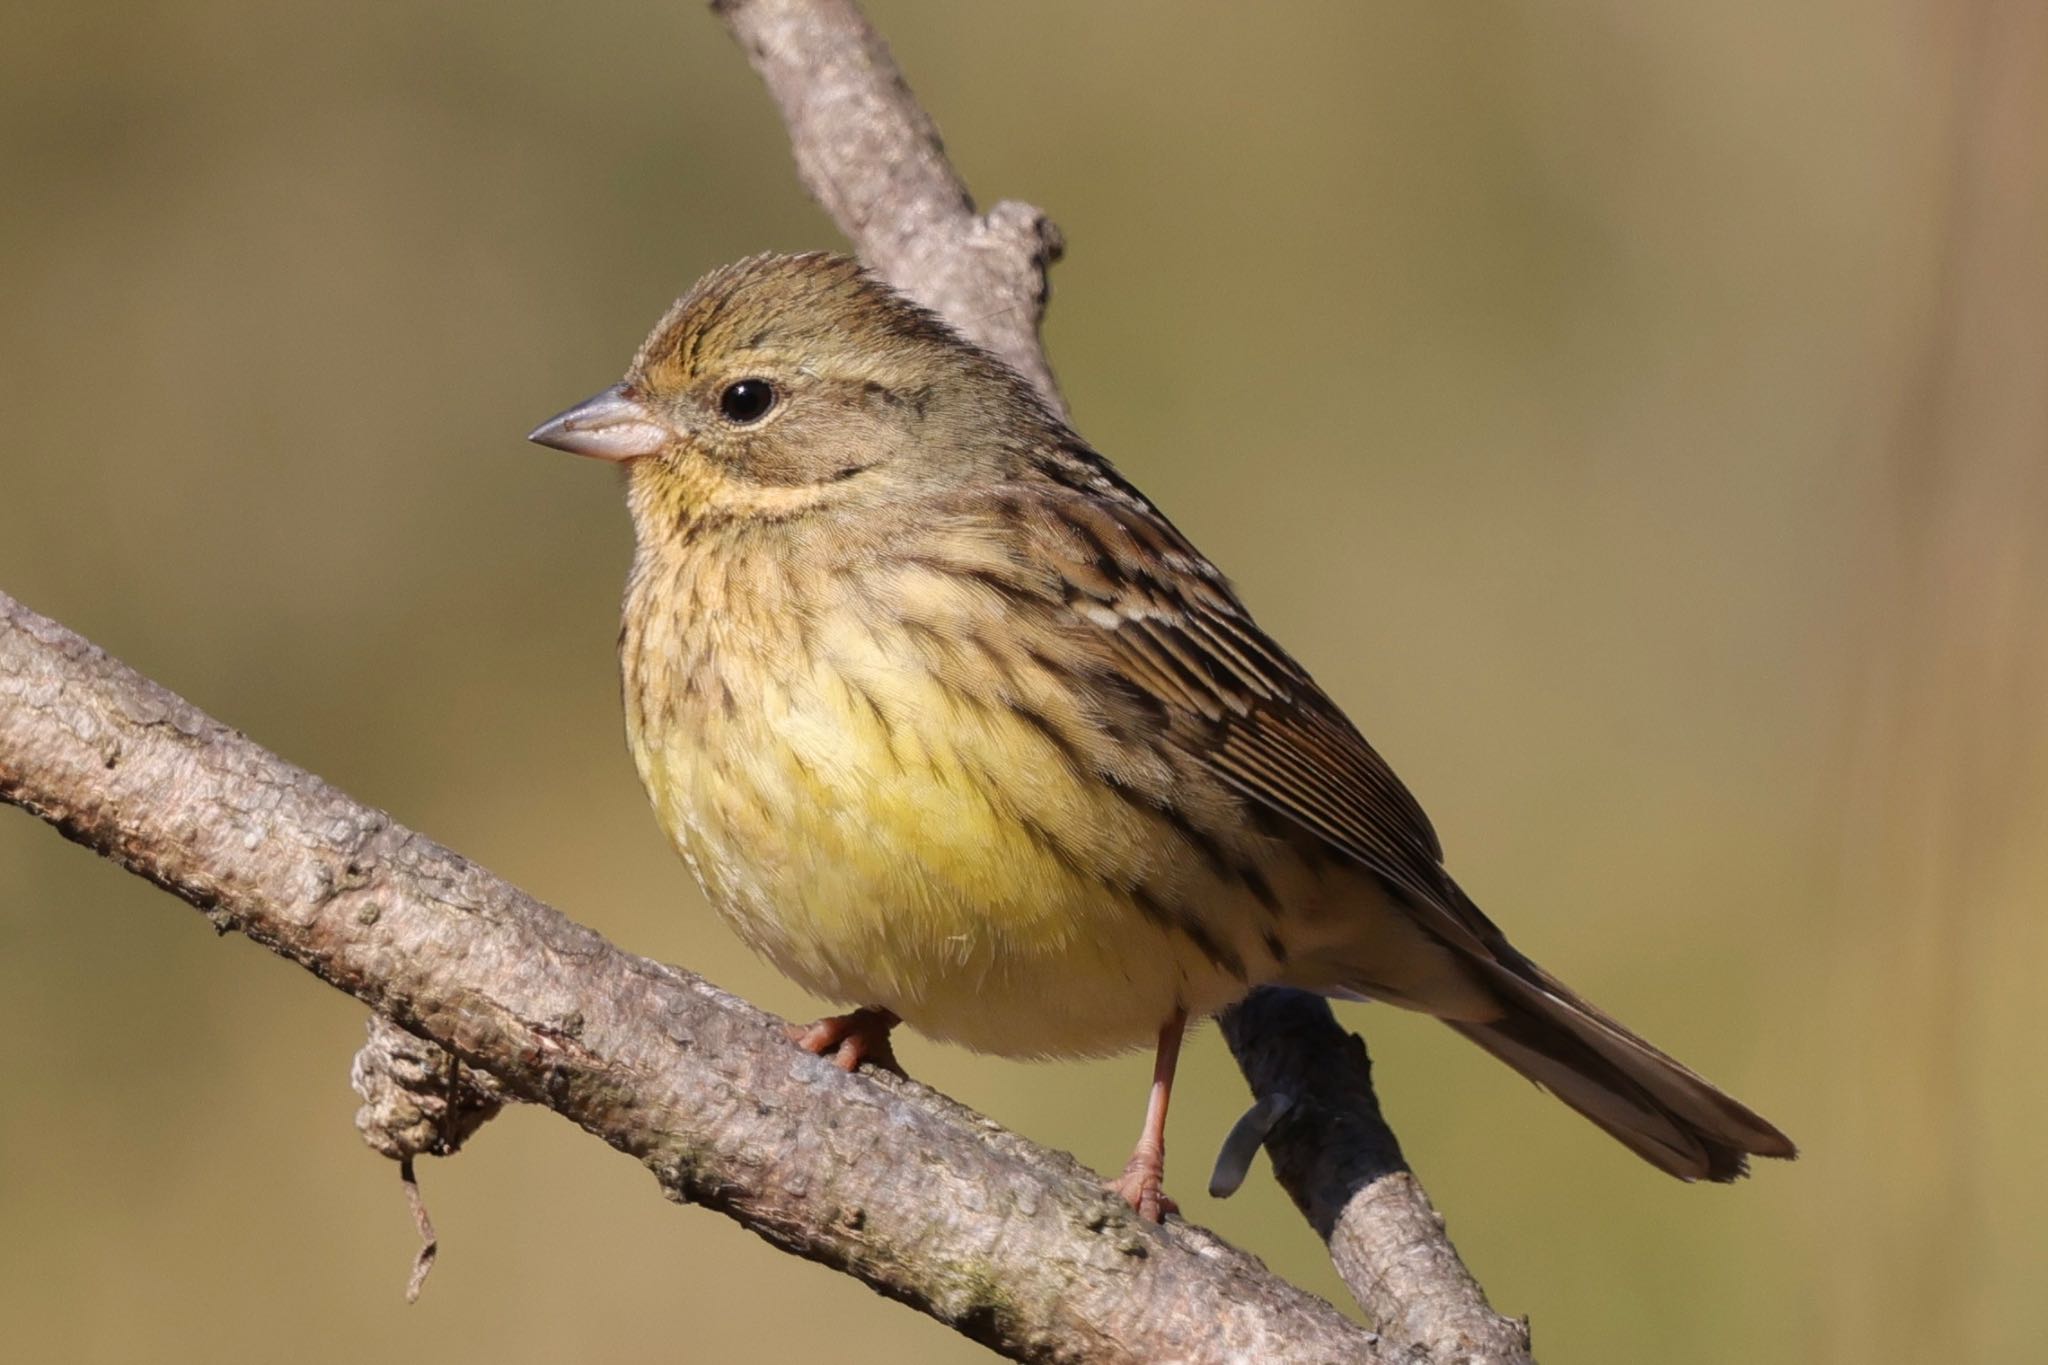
[1004,478,1477,934]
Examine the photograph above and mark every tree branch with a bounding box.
[0,590,1381,1364]
[714,1,1530,1360]
[712,0,1067,414]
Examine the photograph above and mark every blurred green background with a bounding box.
[5,2,2043,1361]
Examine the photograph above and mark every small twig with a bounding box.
[399,1158,438,1304]
[350,1015,504,1299]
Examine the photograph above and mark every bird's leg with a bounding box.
[792,1006,902,1074]
[1107,1009,1187,1222]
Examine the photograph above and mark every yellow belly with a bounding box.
[627,609,1274,1057]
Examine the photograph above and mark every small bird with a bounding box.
[530,252,1795,1220]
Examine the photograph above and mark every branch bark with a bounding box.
[0,590,1380,1365]
[715,1,1531,1360]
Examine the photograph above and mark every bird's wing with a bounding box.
[998,469,1506,957]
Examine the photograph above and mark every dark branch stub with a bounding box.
[1209,1089,1294,1199]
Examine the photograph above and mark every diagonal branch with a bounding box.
[713,1,1531,1360]
[0,589,1380,1365]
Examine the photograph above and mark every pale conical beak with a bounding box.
[527,384,671,462]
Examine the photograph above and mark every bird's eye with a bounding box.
[718,379,777,424]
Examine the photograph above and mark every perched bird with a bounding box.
[530,252,1795,1220]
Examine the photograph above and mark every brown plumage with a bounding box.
[529,252,1796,1218]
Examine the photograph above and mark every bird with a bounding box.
[528,251,1795,1220]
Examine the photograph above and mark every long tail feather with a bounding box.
[1448,953,1796,1181]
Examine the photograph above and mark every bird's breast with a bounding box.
[616,542,1307,1056]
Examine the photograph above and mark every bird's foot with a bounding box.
[1106,1147,1178,1223]
[791,1007,903,1074]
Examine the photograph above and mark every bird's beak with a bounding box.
[527,384,672,462]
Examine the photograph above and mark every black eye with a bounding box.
[718,379,777,424]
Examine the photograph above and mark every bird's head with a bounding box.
[529,252,1053,533]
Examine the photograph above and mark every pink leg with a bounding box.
[1107,1009,1187,1222]
[792,1006,902,1074]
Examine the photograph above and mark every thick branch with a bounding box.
[714,1,1528,1359]
[0,590,1381,1364]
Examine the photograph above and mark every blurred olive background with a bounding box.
[5,2,2043,1362]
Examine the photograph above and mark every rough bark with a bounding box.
[0,590,1382,1364]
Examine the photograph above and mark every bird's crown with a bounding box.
[631,252,973,390]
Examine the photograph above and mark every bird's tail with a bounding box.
[1443,950,1796,1181]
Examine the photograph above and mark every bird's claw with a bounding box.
[1106,1154,1178,1222]
[791,1007,903,1075]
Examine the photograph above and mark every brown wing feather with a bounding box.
[998,472,1498,952]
